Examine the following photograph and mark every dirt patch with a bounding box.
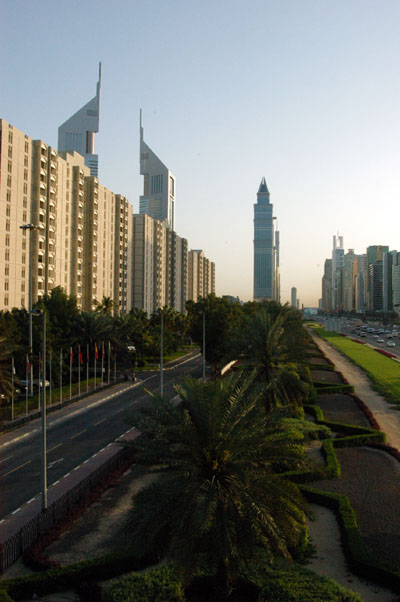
[317,393,371,427]
[46,464,154,565]
[310,369,344,384]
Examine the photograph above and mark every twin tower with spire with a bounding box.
[253,177,280,302]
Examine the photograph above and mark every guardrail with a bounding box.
[0,444,132,573]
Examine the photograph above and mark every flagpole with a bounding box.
[38,352,41,411]
[69,346,72,400]
[25,354,29,416]
[60,348,62,404]
[101,341,104,387]
[94,344,97,390]
[86,343,89,393]
[11,356,14,422]
[78,344,81,397]
[49,351,52,406]
[107,341,110,384]
[114,346,116,383]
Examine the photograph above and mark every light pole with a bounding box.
[20,223,42,397]
[31,308,47,510]
[202,311,206,382]
[160,309,164,396]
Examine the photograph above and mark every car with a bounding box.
[360,333,367,338]
[377,338,385,343]
[373,334,379,339]
[387,341,396,347]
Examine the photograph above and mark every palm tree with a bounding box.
[125,375,310,599]
[230,307,309,412]
[0,337,14,401]
[94,296,114,316]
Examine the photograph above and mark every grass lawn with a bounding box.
[309,325,400,404]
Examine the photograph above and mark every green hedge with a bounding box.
[0,591,14,602]
[103,565,185,602]
[300,486,400,593]
[2,550,158,600]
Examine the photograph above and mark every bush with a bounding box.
[2,550,158,599]
[103,565,185,602]
[243,556,362,602]
[0,592,14,602]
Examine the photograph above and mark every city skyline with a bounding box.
[2,1,400,306]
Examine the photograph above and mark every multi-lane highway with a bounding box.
[0,351,202,519]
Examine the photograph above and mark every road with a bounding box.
[0,351,202,520]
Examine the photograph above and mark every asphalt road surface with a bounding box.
[0,352,202,520]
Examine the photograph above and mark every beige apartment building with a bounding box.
[187,249,215,302]
[0,119,132,313]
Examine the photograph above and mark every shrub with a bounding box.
[0,592,14,602]
[103,565,185,602]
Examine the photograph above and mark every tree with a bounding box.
[0,337,14,401]
[186,295,242,372]
[94,296,115,316]
[125,375,309,599]
[230,305,309,412]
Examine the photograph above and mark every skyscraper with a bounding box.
[58,63,101,177]
[253,177,278,301]
[139,112,175,231]
[331,235,344,311]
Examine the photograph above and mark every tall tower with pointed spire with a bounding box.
[58,63,101,177]
[253,177,278,301]
[139,111,175,231]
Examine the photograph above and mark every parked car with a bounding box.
[377,338,385,343]
[387,341,396,347]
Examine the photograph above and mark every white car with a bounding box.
[377,338,385,343]
[387,341,396,348]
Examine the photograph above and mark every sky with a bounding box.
[1,0,400,306]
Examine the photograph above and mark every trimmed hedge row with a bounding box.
[1,550,158,600]
[103,565,185,602]
[312,383,354,394]
[300,486,400,594]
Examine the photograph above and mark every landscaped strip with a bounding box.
[310,325,400,405]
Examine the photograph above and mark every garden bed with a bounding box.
[316,394,371,428]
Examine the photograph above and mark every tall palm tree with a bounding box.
[125,375,310,599]
[94,296,114,316]
[230,307,308,412]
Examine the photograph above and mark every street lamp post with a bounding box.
[160,309,164,396]
[31,308,47,510]
[20,224,42,397]
[202,311,206,382]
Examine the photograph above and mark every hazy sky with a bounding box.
[1,0,400,306]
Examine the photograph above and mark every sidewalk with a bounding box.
[312,334,400,451]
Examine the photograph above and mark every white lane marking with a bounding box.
[48,458,64,469]
[0,352,201,450]
[48,443,63,453]
[12,508,21,514]
[63,472,70,478]
[2,460,31,477]
[27,497,36,504]
[70,429,87,439]
[83,459,89,464]
[0,455,13,464]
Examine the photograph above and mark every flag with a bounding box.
[102,341,105,359]
[12,356,16,375]
[26,354,30,374]
[39,352,42,369]
[60,348,63,366]
[95,344,98,360]
[79,350,83,365]
[70,347,73,362]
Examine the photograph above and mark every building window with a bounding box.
[6,191,11,203]
[4,266,9,276]
[5,236,10,247]
[6,206,10,217]
[21,282,25,292]
[8,162,12,173]
[23,197,27,208]
[5,220,10,232]
[25,141,28,153]
[7,175,12,187]
[4,296,8,307]
[21,268,25,278]
[23,211,27,222]
[8,131,13,144]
